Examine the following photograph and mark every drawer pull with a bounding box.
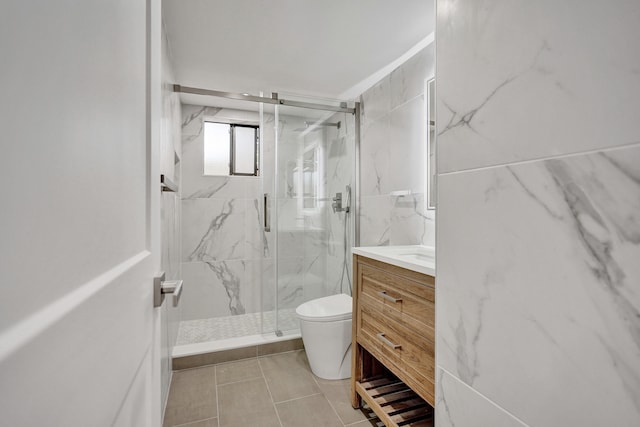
[377,291,402,303]
[377,333,402,350]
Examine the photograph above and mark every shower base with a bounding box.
[176,308,299,345]
[172,308,301,361]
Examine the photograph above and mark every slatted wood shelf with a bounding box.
[355,375,434,427]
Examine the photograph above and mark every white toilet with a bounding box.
[296,293,353,380]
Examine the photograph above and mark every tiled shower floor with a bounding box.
[176,308,299,345]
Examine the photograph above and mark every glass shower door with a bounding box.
[270,101,355,336]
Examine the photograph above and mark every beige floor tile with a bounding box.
[314,377,374,425]
[215,358,262,385]
[259,350,320,402]
[174,417,218,427]
[276,394,343,427]
[217,377,280,427]
[163,366,217,427]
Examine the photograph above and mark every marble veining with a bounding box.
[359,45,435,248]
[185,178,231,199]
[204,260,245,315]
[437,145,640,426]
[186,199,243,262]
[436,1,640,425]
[437,0,640,174]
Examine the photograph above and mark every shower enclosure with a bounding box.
[175,91,357,354]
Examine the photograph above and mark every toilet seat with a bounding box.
[295,293,352,322]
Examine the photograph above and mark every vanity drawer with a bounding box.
[357,302,435,405]
[359,262,434,333]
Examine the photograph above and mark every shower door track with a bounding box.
[173,84,356,114]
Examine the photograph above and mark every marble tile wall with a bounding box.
[359,45,436,247]
[180,104,266,321]
[436,0,640,425]
[323,111,355,297]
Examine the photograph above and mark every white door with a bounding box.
[0,0,164,425]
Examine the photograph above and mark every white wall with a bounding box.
[0,0,163,425]
[359,45,436,247]
[436,1,640,426]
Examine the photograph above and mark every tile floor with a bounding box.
[163,350,383,427]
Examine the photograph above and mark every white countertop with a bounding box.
[352,245,435,277]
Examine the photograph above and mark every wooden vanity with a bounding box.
[351,248,435,427]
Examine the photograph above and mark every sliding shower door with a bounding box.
[268,100,356,336]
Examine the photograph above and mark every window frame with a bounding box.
[203,121,260,177]
[230,123,259,176]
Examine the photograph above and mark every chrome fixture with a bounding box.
[153,272,183,308]
[263,193,271,232]
[304,121,341,129]
[332,185,351,213]
[160,174,178,192]
[173,85,356,114]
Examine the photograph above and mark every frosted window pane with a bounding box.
[204,122,230,175]
[234,126,256,175]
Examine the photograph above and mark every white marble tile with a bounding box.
[389,193,432,246]
[359,196,391,247]
[388,95,425,194]
[437,0,640,173]
[181,261,246,321]
[245,197,269,260]
[437,145,640,426]
[183,174,247,200]
[360,117,390,197]
[181,104,207,137]
[360,76,391,129]
[276,256,305,310]
[390,44,435,109]
[244,176,262,200]
[182,198,246,262]
[436,369,526,427]
[252,257,275,313]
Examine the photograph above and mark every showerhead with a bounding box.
[293,120,341,132]
[305,121,341,129]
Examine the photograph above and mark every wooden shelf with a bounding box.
[355,375,433,427]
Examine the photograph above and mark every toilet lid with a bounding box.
[295,293,352,322]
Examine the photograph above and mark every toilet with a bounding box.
[296,293,353,380]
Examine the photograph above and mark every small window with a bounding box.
[204,122,259,176]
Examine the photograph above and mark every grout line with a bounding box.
[438,140,640,177]
[273,392,323,405]
[438,366,530,427]
[257,357,284,427]
[216,374,263,387]
[310,374,346,426]
[257,348,303,359]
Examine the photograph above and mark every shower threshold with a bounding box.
[172,329,301,360]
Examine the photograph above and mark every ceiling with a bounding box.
[163,0,434,106]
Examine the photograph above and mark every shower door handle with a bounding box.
[264,193,271,232]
